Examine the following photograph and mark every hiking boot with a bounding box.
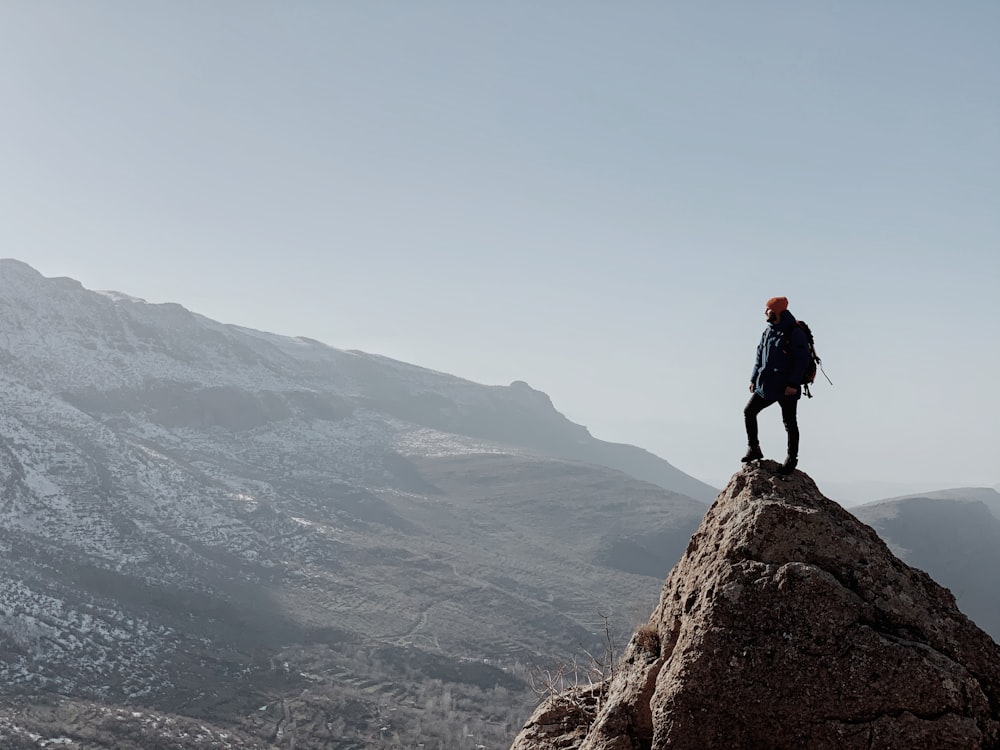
[776,456,798,475]
[741,446,763,463]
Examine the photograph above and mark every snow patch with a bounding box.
[393,427,521,458]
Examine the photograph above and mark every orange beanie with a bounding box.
[766,296,788,313]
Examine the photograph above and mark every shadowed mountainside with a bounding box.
[853,488,1000,644]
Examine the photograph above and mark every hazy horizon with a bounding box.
[2,3,997,491]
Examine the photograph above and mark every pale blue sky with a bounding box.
[2,2,998,494]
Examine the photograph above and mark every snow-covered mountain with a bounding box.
[0,259,715,501]
[0,259,709,747]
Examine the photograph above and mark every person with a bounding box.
[742,296,810,475]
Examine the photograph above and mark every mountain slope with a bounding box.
[872,486,1000,519]
[853,490,1000,642]
[0,259,716,502]
[0,258,709,747]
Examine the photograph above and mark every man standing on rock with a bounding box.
[742,296,810,475]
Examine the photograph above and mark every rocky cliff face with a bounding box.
[513,461,1000,750]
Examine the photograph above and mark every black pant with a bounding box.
[744,394,799,458]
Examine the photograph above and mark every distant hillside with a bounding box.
[0,258,710,747]
[0,258,716,502]
[853,490,1000,642]
[876,486,1000,519]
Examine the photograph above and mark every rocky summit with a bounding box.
[513,461,1000,750]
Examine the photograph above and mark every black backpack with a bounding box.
[792,321,830,398]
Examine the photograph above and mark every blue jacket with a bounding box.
[750,310,810,401]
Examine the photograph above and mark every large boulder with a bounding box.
[513,461,1000,750]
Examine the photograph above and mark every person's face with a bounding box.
[765,307,779,323]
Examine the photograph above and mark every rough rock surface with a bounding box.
[512,461,1000,750]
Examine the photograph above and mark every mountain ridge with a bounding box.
[0,258,713,746]
[0,258,716,502]
[852,489,1000,647]
[860,486,1000,519]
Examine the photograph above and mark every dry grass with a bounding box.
[632,623,661,657]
